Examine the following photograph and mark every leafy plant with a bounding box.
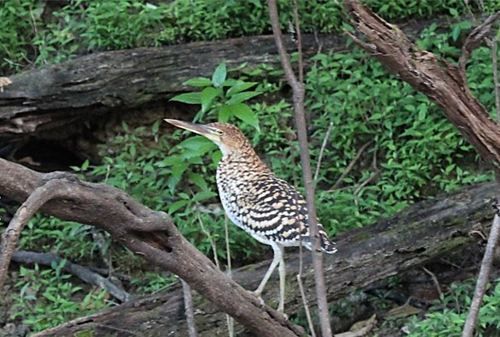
[407,279,500,337]
[11,262,109,332]
[2,0,497,74]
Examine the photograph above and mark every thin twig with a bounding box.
[314,122,334,184]
[197,214,220,268]
[267,1,333,335]
[297,242,317,337]
[224,216,235,337]
[182,279,198,337]
[292,0,304,84]
[422,266,444,299]
[462,16,500,337]
[353,149,379,195]
[492,32,500,121]
[459,12,500,76]
[0,179,69,290]
[462,211,500,337]
[330,141,371,190]
[12,250,130,302]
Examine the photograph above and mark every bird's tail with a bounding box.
[302,225,337,254]
[318,227,337,254]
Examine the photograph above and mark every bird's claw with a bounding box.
[251,290,266,307]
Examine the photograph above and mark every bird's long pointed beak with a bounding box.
[164,118,213,137]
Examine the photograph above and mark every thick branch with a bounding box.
[345,1,500,167]
[29,181,497,337]
[0,158,304,337]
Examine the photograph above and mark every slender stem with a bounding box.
[463,25,500,337]
[462,212,500,337]
[314,122,334,184]
[493,32,499,121]
[267,1,333,336]
[297,243,317,337]
[224,216,235,337]
[181,279,198,337]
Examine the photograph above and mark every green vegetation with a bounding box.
[1,0,498,334]
[1,0,497,74]
[407,279,500,337]
[11,262,108,331]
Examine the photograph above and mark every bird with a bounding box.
[165,119,337,313]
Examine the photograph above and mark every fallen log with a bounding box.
[30,181,497,337]
[0,34,341,139]
[0,16,466,140]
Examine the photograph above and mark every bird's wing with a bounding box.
[242,176,336,253]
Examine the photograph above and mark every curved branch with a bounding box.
[0,158,304,337]
[0,178,70,289]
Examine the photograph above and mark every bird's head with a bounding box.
[164,119,252,156]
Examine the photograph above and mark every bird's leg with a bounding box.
[254,243,282,297]
[277,245,285,313]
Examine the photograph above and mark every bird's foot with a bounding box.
[249,289,266,307]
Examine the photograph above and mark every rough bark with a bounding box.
[0,16,473,140]
[0,158,304,337]
[29,181,498,337]
[344,1,500,167]
[343,3,500,336]
[0,34,342,138]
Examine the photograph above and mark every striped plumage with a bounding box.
[165,119,336,313]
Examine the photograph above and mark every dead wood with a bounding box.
[0,16,476,141]
[344,1,500,167]
[0,158,304,337]
[11,250,130,302]
[28,181,497,337]
[343,3,500,336]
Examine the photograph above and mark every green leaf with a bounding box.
[212,63,227,87]
[168,199,189,214]
[232,103,260,131]
[218,105,233,122]
[183,77,212,87]
[201,87,218,113]
[170,92,201,104]
[227,81,257,96]
[226,91,261,105]
[188,172,209,190]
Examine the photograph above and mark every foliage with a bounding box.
[82,64,264,264]
[407,279,500,337]
[20,215,98,261]
[129,272,177,294]
[1,0,498,74]
[11,262,109,332]
[2,9,497,334]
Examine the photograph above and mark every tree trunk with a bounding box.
[30,181,497,337]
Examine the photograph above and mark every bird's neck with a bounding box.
[219,146,270,172]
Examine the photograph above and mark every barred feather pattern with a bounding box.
[216,143,336,254]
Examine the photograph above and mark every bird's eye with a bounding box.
[215,129,224,135]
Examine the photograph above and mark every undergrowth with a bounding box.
[1,10,497,335]
[1,0,498,74]
[407,279,500,337]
